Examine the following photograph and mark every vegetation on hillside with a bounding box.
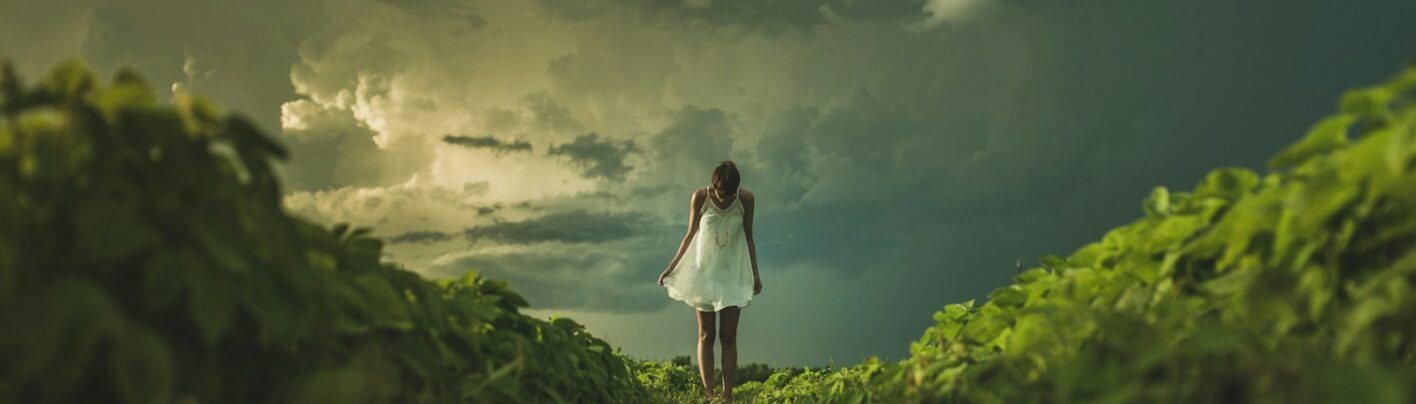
[0,60,647,403]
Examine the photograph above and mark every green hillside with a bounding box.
[0,60,647,403]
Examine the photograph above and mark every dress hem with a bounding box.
[663,283,752,312]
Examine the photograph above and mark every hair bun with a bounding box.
[710,161,741,195]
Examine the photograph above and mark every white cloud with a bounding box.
[908,0,991,32]
[280,98,356,135]
[283,174,493,234]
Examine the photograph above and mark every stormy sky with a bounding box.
[5,0,1413,366]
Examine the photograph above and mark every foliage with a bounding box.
[634,358,705,403]
[734,362,779,385]
[0,60,648,403]
[634,357,818,403]
[686,66,1416,403]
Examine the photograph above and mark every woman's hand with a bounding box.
[753,277,763,295]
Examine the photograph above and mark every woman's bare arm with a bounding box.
[742,190,762,294]
[659,189,705,283]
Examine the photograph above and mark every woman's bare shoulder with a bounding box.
[739,188,755,203]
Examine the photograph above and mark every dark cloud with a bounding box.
[431,249,663,312]
[544,42,679,126]
[388,230,454,244]
[479,106,522,133]
[519,91,584,135]
[442,135,534,154]
[533,0,934,35]
[466,91,588,145]
[467,209,646,244]
[372,0,488,29]
[421,198,677,314]
[645,105,735,186]
[547,133,639,180]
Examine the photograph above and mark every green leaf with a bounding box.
[331,223,351,238]
[1339,86,1396,119]
[960,304,1012,345]
[1005,313,1060,358]
[987,286,1027,308]
[1040,255,1067,269]
[1143,186,1171,216]
[224,115,288,160]
[141,252,186,309]
[110,325,174,404]
[353,273,413,330]
[1192,168,1259,200]
[1268,114,1353,169]
[193,214,252,274]
[43,59,97,100]
[188,268,234,347]
[97,67,157,113]
[75,197,159,267]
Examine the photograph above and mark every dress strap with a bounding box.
[699,186,711,214]
[703,185,743,212]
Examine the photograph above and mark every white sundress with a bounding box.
[662,188,755,312]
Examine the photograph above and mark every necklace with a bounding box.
[713,222,732,248]
[707,186,738,248]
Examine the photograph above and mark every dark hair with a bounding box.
[710,160,741,196]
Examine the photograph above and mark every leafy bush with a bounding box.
[633,359,704,402]
[707,66,1416,403]
[0,60,648,404]
[906,64,1416,403]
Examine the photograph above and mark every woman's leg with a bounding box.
[718,306,741,402]
[696,309,717,400]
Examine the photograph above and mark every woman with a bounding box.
[657,160,763,403]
